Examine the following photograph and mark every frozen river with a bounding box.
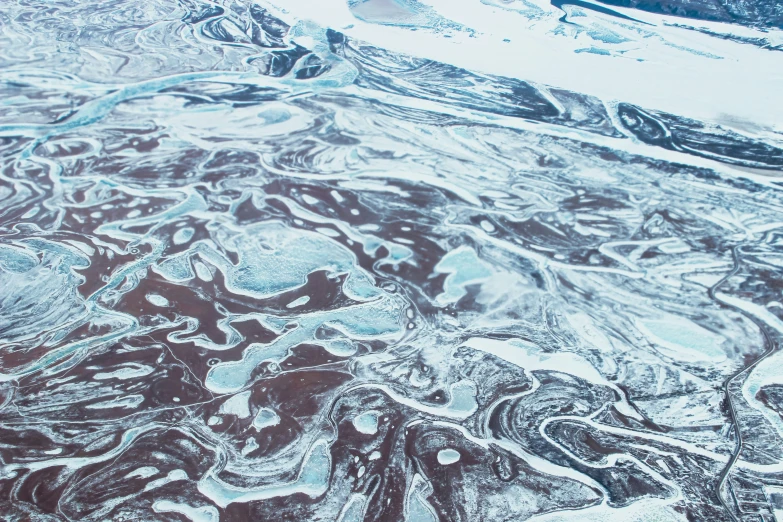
[1,0,782,520]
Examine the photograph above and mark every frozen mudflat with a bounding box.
[0,0,782,520]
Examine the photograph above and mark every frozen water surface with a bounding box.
[0,0,782,520]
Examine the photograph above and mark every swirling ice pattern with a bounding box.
[0,0,782,521]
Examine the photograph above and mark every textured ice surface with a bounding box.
[0,0,782,520]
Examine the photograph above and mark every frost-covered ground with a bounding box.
[1,0,782,520]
